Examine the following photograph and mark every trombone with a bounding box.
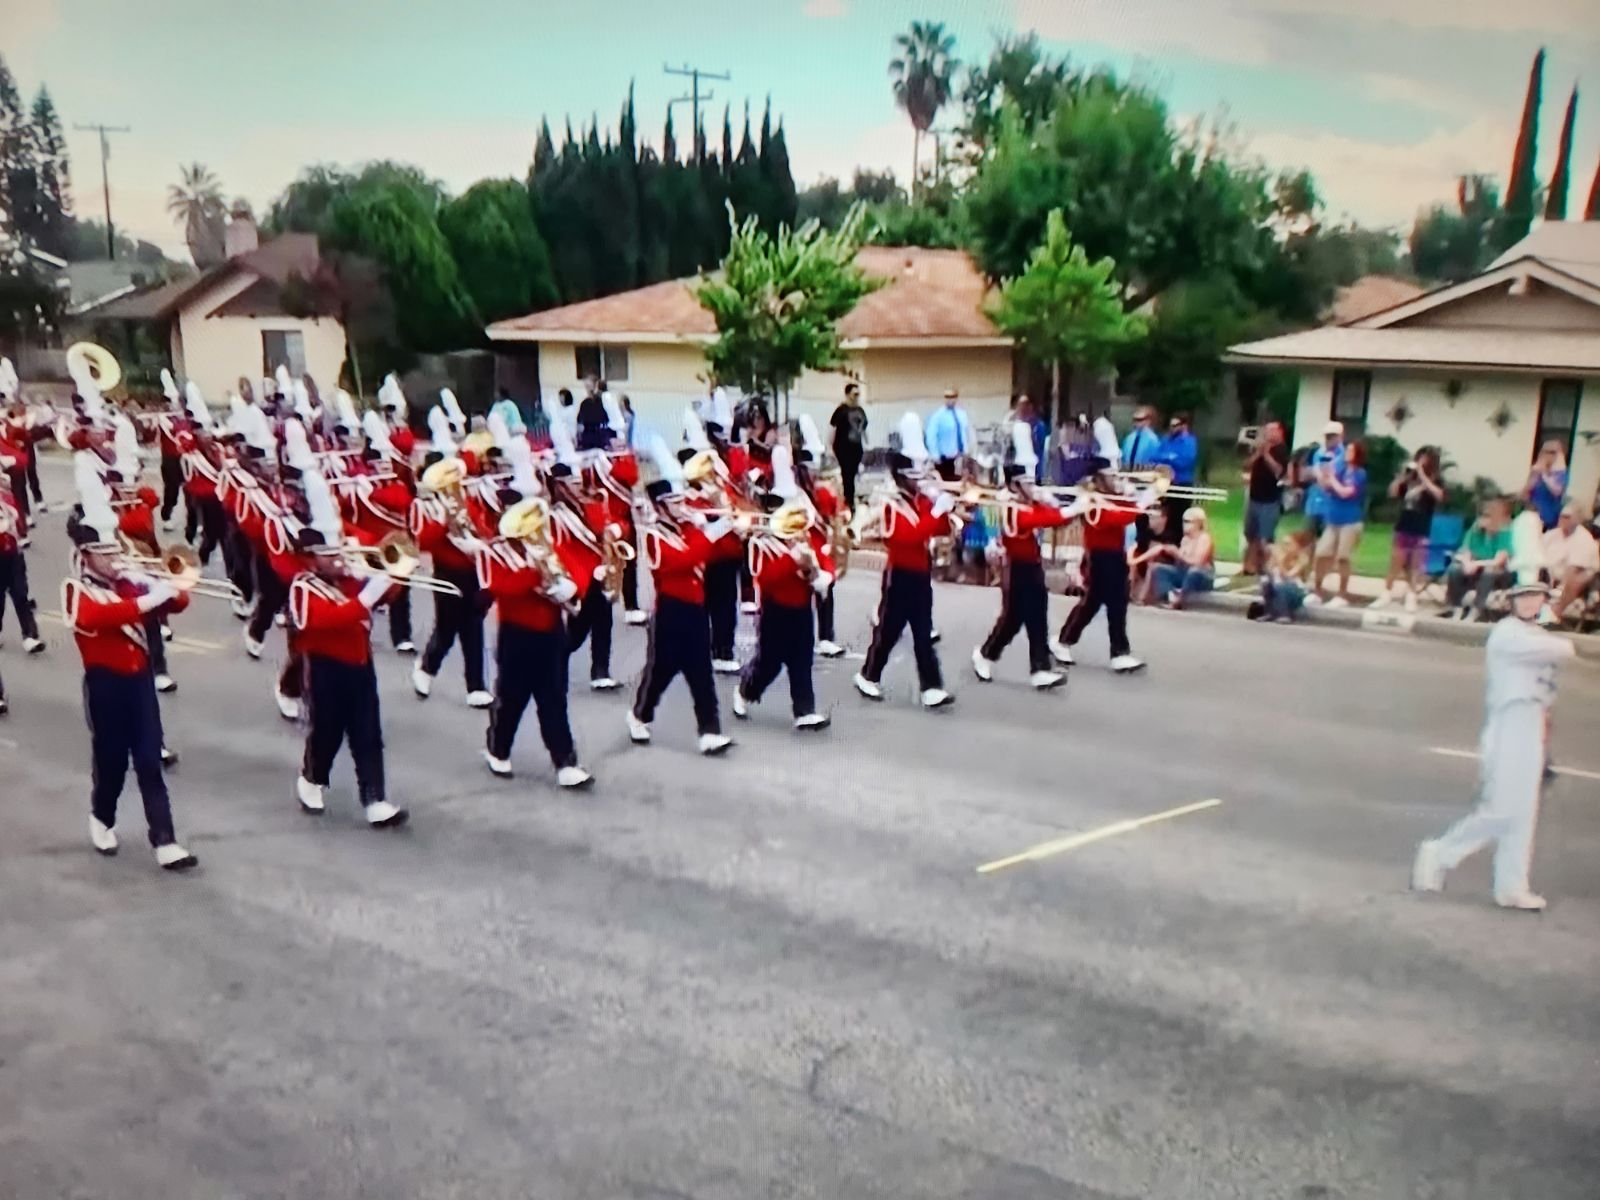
[339,532,464,596]
[120,545,246,601]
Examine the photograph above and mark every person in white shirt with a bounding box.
[1541,504,1598,624]
[1412,579,1576,911]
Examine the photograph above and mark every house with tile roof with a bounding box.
[487,246,1016,443]
[74,211,345,403]
[1227,222,1600,504]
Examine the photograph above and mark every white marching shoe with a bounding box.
[364,800,408,828]
[411,667,433,698]
[920,688,955,709]
[1029,669,1065,690]
[273,612,286,628]
[1495,890,1548,912]
[626,712,652,743]
[816,639,844,658]
[625,609,647,626]
[274,688,301,721]
[161,624,174,643]
[243,633,264,660]
[296,776,326,814]
[712,658,742,675]
[1110,654,1146,673]
[161,515,177,532]
[794,712,831,732]
[154,673,176,694]
[740,600,758,615]
[23,636,44,655]
[1049,639,1075,666]
[230,596,251,621]
[556,765,594,789]
[971,649,994,682]
[731,689,750,719]
[90,818,118,855]
[465,690,493,709]
[394,640,416,655]
[155,842,198,871]
[698,732,734,756]
[1410,841,1444,892]
[482,750,513,778]
[589,676,620,691]
[852,672,883,701]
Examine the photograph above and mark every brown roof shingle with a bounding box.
[74,233,323,323]
[1328,275,1425,325]
[486,246,1007,346]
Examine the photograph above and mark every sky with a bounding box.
[7,0,1600,260]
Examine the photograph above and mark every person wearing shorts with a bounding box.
[1309,439,1366,608]
[1374,447,1444,613]
[1242,421,1289,573]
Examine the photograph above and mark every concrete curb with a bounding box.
[846,547,1600,662]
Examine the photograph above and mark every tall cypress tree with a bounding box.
[1544,86,1578,221]
[1501,48,1544,249]
[769,119,798,230]
[29,86,71,256]
[1584,155,1600,220]
[0,52,32,237]
[662,108,678,164]
[532,119,556,178]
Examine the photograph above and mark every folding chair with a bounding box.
[1420,512,1465,602]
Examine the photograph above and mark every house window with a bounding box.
[1330,370,1370,436]
[1533,379,1582,459]
[263,330,306,377]
[573,344,629,383]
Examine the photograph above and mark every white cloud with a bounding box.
[786,115,914,190]
[802,0,848,17]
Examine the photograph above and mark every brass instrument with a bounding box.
[600,521,635,601]
[341,531,464,595]
[828,506,852,580]
[65,342,122,394]
[121,544,246,601]
[420,455,484,545]
[498,497,580,614]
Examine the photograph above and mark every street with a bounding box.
[3,463,1598,1200]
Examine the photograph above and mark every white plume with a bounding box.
[647,434,685,493]
[160,368,180,403]
[361,409,394,455]
[75,451,117,539]
[1011,418,1039,471]
[112,412,142,477]
[439,388,466,434]
[710,387,734,432]
[283,419,316,471]
[292,379,315,425]
[898,411,929,465]
[682,407,711,451]
[274,364,292,396]
[302,466,343,542]
[601,390,626,436]
[487,409,513,451]
[333,389,360,432]
[378,373,407,417]
[771,444,799,499]
[797,412,825,460]
[228,393,249,433]
[0,356,18,398]
[426,406,457,456]
[548,407,580,469]
[243,404,277,454]
[506,438,539,497]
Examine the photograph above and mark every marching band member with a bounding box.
[232,406,288,657]
[591,444,644,625]
[65,455,197,870]
[376,373,418,462]
[177,383,226,565]
[544,417,621,691]
[108,426,176,694]
[409,421,492,708]
[1412,579,1576,911]
[853,414,956,709]
[337,418,417,656]
[794,413,846,658]
[0,456,43,656]
[359,407,418,653]
[682,411,743,672]
[628,437,735,755]
[289,468,408,827]
[731,448,833,731]
[477,495,593,786]
[155,369,190,531]
[972,423,1081,690]
[1051,466,1151,674]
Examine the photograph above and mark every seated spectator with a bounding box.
[1258,529,1315,622]
[1523,440,1568,531]
[1374,447,1444,613]
[1542,503,1599,625]
[1151,507,1215,609]
[1128,504,1180,604]
[1441,497,1513,621]
[1309,439,1367,608]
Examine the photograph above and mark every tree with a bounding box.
[986,209,1147,417]
[959,32,1075,154]
[167,162,226,267]
[1587,155,1600,220]
[1500,48,1543,250]
[798,169,905,229]
[889,20,958,197]
[27,87,71,257]
[1410,175,1501,283]
[1544,86,1578,221]
[694,202,882,413]
[282,250,396,396]
[1118,278,1261,418]
[0,257,64,344]
[438,178,558,325]
[64,218,172,268]
[0,52,31,239]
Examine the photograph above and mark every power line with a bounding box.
[73,122,130,258]
[663,63,729,161]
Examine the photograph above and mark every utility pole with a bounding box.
[663,63,729,161]
[73,122,130,258]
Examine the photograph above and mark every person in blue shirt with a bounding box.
[489,387,525,437]
[1153,411,1199,525]
[923,388,972,481]
[1303,421,1347,538]
[1309,439,1367,607]
[1120,406,1161,470]
[1523,440,1568,530]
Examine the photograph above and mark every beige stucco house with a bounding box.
[80,219,345,403]
[1227,223,1600,508]
[487,246,1015,443]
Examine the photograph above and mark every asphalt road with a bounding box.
[3,459,1598,1200]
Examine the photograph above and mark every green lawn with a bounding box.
[1204,486,1395,579]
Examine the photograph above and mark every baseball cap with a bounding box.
[1322,420,1344,437]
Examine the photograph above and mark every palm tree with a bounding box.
[167,162,226,267]
[889,20,959,197]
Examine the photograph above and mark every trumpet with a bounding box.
[340,532,464,595]
[121,545,246,601]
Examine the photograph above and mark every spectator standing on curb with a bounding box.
[924,388,971,482]
[1442,497,1513,620]
[1524,441,1568,530]
[1303,421,1346,545]
[1309,439,1367,608]
[1154,412,1199,526]
[1242,420,1289,574]
[1120,406,1161,470]
[828,383,868,508]
[1375,447,1445,613]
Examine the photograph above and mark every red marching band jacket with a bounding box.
[63,576,190,675]
[748,532,832,609]
[475,541,565,632]
[548,500,608,603]
[177,430,221,502]
[999,500,1072,564]
[410,494,484,575]
[591,453,638,536]
[1077,502,1141,553]
[155,412,190,459]
[876,492,953,573]
[0,489,20,552]
[641,521,717,606]
[289,573,376,666]
[115,487,162,550]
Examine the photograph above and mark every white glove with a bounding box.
[811,571,834,596]
[358,575,392,608]
[453,534,487,555]
[592,565,608,582]
[930,491,957,518]
[135,584,178,613]
[1061,497,1091,520]
[549,576,579,605]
